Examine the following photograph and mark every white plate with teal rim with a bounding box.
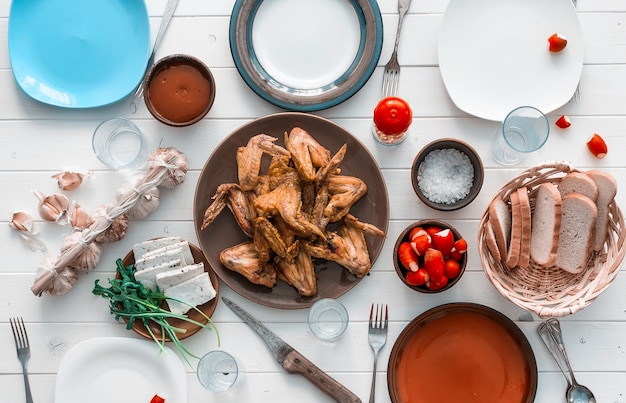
[8,0,150,108]
[55,337,187,403]
[438,0,583,121]
[229,0,383,111]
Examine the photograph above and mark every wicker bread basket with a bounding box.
[478,161,626,318]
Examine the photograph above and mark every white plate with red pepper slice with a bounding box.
[438,0,583,121]
[55,337,186,403]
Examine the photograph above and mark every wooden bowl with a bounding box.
[119,241,219,341]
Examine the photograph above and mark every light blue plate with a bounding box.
[230,0,383,111]
[8,0,150,108]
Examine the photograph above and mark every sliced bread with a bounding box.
[516,187,532,269]
[558,172,598,202]
[586,170,617,252]
[488,197,511,262]
[485,220,501,262]
[555,193,598,274]
[530,182,562,266]
[506,191,522,269]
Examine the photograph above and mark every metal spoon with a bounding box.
[537,318,597,403]
[130,0,180,109]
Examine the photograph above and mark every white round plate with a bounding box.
[438,0,583,121]
[55,337,187,403]
[229,0,383,111]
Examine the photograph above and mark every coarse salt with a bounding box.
[417,148,474,204]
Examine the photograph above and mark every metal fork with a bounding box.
[10,317,33,403]
[368,303,388,403]
[569,0,581,103]
[381,0,411,98]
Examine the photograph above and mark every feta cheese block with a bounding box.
[140,240,193,266]
[134,258,182,290]
[164,272,217,315]
[156,263,205,290]
[135,248,188,272]
[133,237,181,259]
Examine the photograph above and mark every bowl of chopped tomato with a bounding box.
[411,138,483,211]
[393,220,467,293]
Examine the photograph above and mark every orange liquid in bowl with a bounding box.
[147,63,212,124]
[394,310,532,403]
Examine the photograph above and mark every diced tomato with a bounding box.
[555,115,571,129]
[151,395,165,403]
[406,268,429,286]
[424,248,445,282]
[398,242,420,272]
[410,233,432,256]
[548,33,567,52]
[431,229,455,257]
[586,133,608,158]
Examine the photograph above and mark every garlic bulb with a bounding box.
[60,230,103,271]
[68,201,93,230]
[52,171,87,191]
[115,177,160,219]
[9,211,34,233]
[148,147,187,189]
[33,189,70,223]
[34,256,78,296]
[92,204,129,243]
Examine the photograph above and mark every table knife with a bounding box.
[222,297,362,403]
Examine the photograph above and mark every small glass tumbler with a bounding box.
[491,106,550,165]
[197,350,239,392]
[92,118,149,170]
[307,298,349,341]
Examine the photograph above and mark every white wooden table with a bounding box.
[1,1,625,402]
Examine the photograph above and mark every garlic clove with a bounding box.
[68,201,93,230]
[52,171,85,191]
[9,211,34,233]
[33,189,70,222]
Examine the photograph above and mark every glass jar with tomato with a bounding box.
[372,96,413,145]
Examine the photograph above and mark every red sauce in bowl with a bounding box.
[146,57,214,126]
[389,305,536,403]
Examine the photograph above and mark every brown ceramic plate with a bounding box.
[193,112,389,309]
[388,303,537,403]
[120,241,219,341]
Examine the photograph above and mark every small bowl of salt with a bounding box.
[411,138,483,211]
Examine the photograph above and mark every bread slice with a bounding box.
[506,191,522,269]
[559,172,598,202]
[516,187,532,269]
[555,194,598,274]
[586,170,617,252]
[530,182,562,266]
[485,220,501,262]
[488,197,511,262]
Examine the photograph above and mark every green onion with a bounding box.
[93,259,220,367]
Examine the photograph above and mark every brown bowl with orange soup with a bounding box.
[387,303,537,403]
[144,54,216,127]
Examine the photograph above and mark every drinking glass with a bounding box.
[92,118,150,170]
[491,106,550,165]
[307,298,349,341]
[197,350,239,392]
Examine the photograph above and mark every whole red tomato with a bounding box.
[373,96,412,135]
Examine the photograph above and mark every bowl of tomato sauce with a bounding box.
[143,54,215,127]
[387,303,537,403]
[393,220,467,293]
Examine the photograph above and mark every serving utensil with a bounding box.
[133,0,180,100]
[10,317,33,403]
[368,303,388,403]
[222,297,361,403]
[537,318,596,403]
[381,0,411,97]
